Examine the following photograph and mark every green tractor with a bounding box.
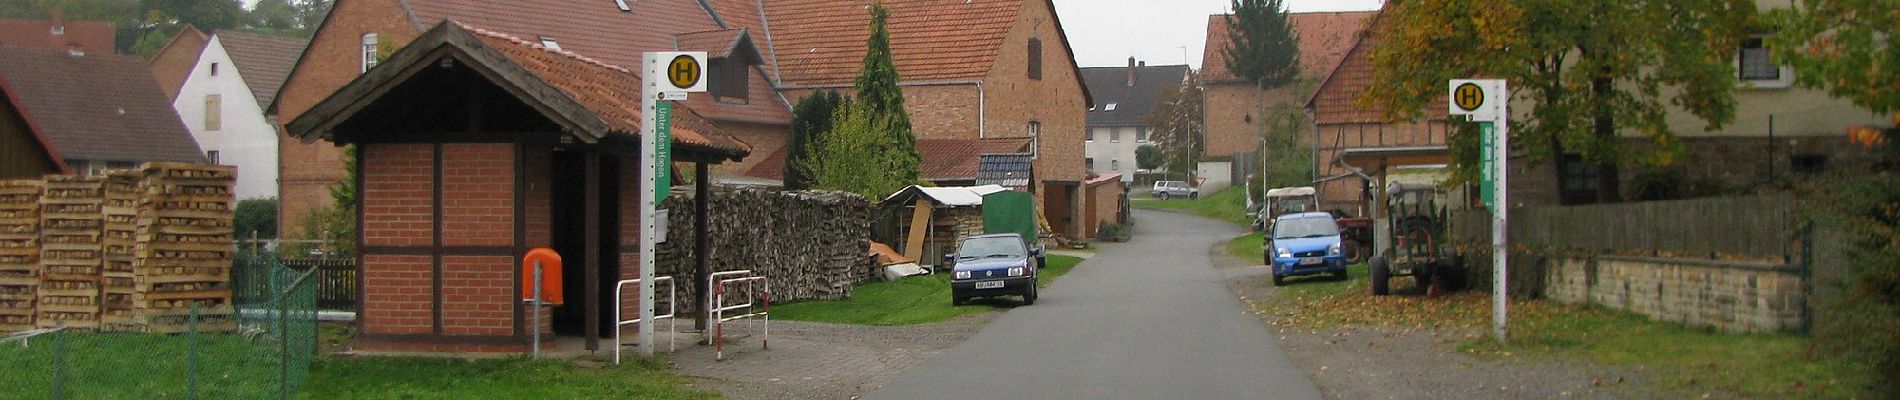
[1367,183,1465,296]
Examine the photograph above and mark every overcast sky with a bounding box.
[1051,0,1382,70]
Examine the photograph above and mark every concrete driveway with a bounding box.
[865,209,1322,400]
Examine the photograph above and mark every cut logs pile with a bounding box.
[0,181,39,331]
[0,163,236,334]
[133,163,236,333]
[658,188,874,310]
[38,175,104,330]
[100,172,139,330]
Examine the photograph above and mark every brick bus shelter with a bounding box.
[286,22,749,353]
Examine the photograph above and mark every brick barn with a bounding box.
[286,22,749,353]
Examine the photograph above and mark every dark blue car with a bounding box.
[945,233,1040,306]
[1266,212,1348,286]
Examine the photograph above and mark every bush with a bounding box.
[1095,221,1131,242]
[1806,173,1900,396]
[233,198,278,239]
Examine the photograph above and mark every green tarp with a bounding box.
[981,190,1038,247]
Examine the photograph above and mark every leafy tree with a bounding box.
[1144,72,1206,181]
[234,197,279,240]
[1363,0,1754,204]
[247,0,297,32]
[293,0,331,35]
[1224,0,1301,202]
[784,90,845,190]
[1767,0,1898,117]
[802,2,919,198]
[1261,98,1313,189]
[849,2,920,187]
[1135,144,1162,170]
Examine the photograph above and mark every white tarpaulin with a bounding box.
[882,185,1010,207]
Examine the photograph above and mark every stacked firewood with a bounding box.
[99,171,139,330]
[0,181,39,331]
[657,188,874,309]
[37,176,104,330]
[132,163,237,333]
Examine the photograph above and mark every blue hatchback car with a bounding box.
[1266,212,1348,286]
[945,233,1040,306]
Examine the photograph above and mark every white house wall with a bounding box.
[171,35,279,200]
[1084,125,1148,180]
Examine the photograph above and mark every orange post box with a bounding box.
[521,248,564,305]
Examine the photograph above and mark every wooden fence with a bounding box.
[1451,194,1797,261]
[280,258,356,311]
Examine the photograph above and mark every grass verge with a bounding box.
[1259,267,1874,398]
[1132,187,1251,225]
[771,255,1084,325]
[301,356,716,399]
[0,332,280,399]
[1227,232,1264,261]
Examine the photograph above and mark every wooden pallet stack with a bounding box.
[37,176,104,330]
[133,163,237,333]
[0,181,40,331]
[99,171,140,331]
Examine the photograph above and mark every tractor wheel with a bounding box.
[1342,240,1365,264]
[1369,255,1391,296]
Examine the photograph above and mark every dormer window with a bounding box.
[709,57,750,104]
[539,37,561,51]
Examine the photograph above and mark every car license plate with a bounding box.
[975,281,1005,289]
[1299,257,1323,266]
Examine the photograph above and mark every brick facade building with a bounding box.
[1201,12,1372,194]
[288,22,750,353]
[714,0,1095,238]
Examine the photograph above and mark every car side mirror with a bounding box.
[1029,246,1043,257]
[943,253,956,264]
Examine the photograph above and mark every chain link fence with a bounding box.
[0,251,316,399]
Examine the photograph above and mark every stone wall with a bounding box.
[1544,256,1804,333]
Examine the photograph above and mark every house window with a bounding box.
[1137,127,1148,142]
[204,94,222,131]
[361,33,379,73]
[1560,154,1599,204]
[1111,159,1120,171]
[1110,129,1121,143]
[1028,121,1041,159]
[206,150,220,164]
[1027,38,1042,80]
[210,62,219,76]
[1085,128,1094,142]
[710,57,751,104]
[1104,103,1118,112]
[1086,157,1095,170]
[1737,35,1792,88]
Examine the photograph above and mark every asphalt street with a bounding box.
[865,209,1323,400]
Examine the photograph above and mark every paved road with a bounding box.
[865,209,1322,400]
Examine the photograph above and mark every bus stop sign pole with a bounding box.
[1450,79,1508,343]
[641,52,706,357]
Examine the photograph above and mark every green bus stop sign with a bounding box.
[654,102,674,202]
[1479,122,1496,208]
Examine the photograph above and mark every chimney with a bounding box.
[1126,57,1137,86]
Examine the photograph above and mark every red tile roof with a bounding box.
[148,26,209,101]
[711,0,1025,87]
[0,45,203,163]
[743,137,1030,182]
[0,18,115,55]
[675,29,750,59]
[288,22,750,158]
[400,0,791,125]
[1201,11,1375,83]
[214,30,307,111]
[1306,14,1448,125]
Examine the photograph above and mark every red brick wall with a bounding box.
[362,255,430,334]
[1083,179,1123,238]
[275,0,421,238]
[617,156,643,327]
[441,144,513,246]
[707,122,790,178]
[441,255,513,335]
[361,144,432,247]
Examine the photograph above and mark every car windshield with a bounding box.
[957,236,1025,259]
[1272,217,1339,240]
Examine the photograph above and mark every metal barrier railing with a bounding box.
[613,276,676,365]
[709,270,769,361]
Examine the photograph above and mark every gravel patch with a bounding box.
[666,313,998,399]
